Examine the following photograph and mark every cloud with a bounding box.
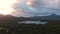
[29,0,59,9]
[11,1,41,17]
[27,0,60,15]
[11,0,60,17]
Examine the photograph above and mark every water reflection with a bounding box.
[18,21,48,24]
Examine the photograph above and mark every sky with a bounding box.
[11,0,60,17]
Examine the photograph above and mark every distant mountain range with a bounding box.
[0,14,60,23]
[30,14,60,20]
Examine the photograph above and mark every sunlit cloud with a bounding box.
[0,0,17,15]
[27,1,32,6]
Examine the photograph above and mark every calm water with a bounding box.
[18,21,48,24]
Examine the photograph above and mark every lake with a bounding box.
[18,21,48,24]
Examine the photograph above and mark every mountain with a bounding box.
[0,14,60,23]
[30,14,60,20]
[44,14,60,20]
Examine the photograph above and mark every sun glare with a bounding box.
[27,1,32,6]
[0,0,17,15]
